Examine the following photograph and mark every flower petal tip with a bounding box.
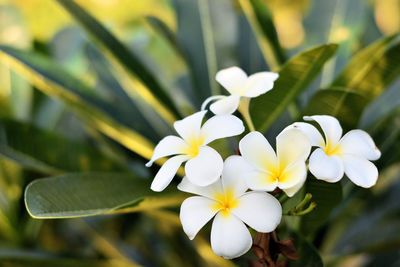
[145,161,152,167]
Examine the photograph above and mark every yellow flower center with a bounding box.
[183,135,205,158]
[262,161,288,184]
[323,139,342,156]
[211,189,239,218]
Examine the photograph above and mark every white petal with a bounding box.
[239,131,278,172]
[221,156,251,198]
[201,95,226,111]
[244,169,278,192]
[278,160,307,190]
[150,155,189,192]
[342,154,378,188]
[283,122,325,147]
[201,114,244,144]
[232,191,282,232]
[304,115,342,146]
[145,136,186,167]
[180,196,219,240]
[174,111,207,141]
[309,148,344,183]
[282,177,306,197]
[276,128,311,169]
[339,130,381,160]
[241,72,279,97]
[209,94,240,115]
[210,213,252,259]
[185,146,223,186]
[215,66,248,94]
[177,177,223,199]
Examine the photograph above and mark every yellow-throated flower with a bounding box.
[285,115,381,187]
[146,111,244,191]
[178,156,282,259]
[238,129,311,197]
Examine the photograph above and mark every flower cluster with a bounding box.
[146,67,381,259]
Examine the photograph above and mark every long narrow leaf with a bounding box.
[303,88,368,130]
[173,0,218,106]
[306,35,400,127]
[332,34,400,98]
[250,44,338,132]
[238,0,285,70]
[0,119,124,174]
[0,46,156,161]
[25,173,186,219]
[54,0,181,122]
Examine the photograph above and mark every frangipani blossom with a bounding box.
[178,156,282,259]
[201,67,279,115]
[146,111,244,192]
[285,115,381,188]
[239,130,311,197]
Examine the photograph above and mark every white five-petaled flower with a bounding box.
[146,111,244,192]
[178,156,282,259]
[238,129,311,197]
[201,66,279,115]
[284,115,381,188]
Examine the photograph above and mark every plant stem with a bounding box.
[238,98,256,132]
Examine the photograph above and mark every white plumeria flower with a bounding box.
[178,156,282,259]
[146,111,244,192]
[284,115,381,188]
[239,129,311,197]
[201,66,279,115]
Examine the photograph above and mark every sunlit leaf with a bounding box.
[25,172,186,219]
[238,0,285,70]
[305,35,400,129]
[0,45,157,161]
[0,119,124,173]
[331,34,400,99]
[250,44,338,132]
[55,0,181,122]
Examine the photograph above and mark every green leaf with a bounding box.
[304,35,400,129]
[0,45,156,161]
[359,83,400,130]
[25,172,186,219]
[146,16,183,57]
[333,180,400,254]
[238,0,285,70]
[250,44,338,132]
[288,232,323,267]
[0,248,121,267]
[0,119,124,173]
[54,0,181,120]
[331,34,400,99]
[172,0,219,106]
[303,88,369,130]
[300,177,342,235]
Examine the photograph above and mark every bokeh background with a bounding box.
[0,0,399,266]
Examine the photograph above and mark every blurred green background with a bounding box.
[0,0,399,266]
